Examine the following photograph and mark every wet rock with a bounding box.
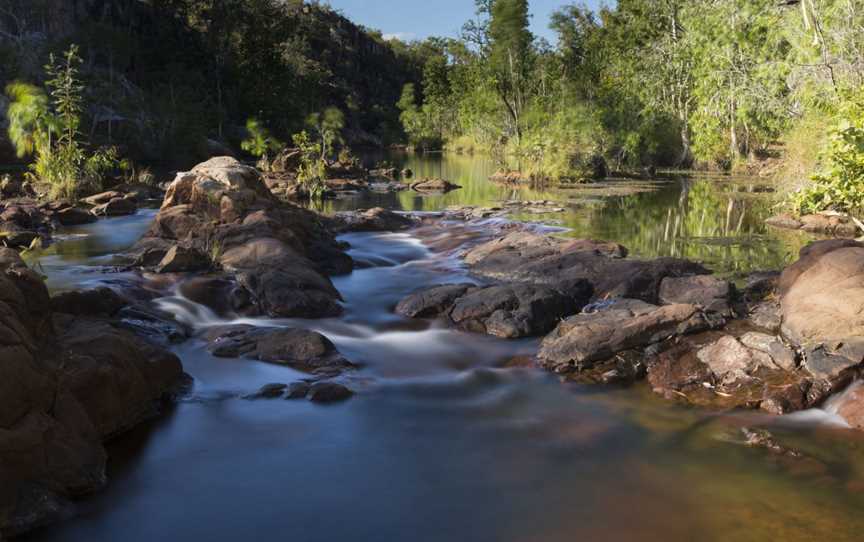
[765,213,803,230]
[245,383,288,400]
[659,275,732,316]
[832,382,864,429]
[739,332,797,371]
[410,178,461,193]
[449,283,587,339]
[308,382,354,403]
[285,381,311,399]
[178,277,251,315]
[55,206,97,226]
[50,288,127,317]
[91,196,137,217]
[395,283,477,318]
[82,191,124,206]
[204,325,355,375]
[538,300,709,373]
[0,258,186,536]
[116,305,190,345]
[331,207,417,233]
[155,245,211,274]
[696,336,778,384]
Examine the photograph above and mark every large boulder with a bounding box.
[130,157,352,318]
[779,240,864,383]
[0,256,185,537]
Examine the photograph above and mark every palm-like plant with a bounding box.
[5,82,56,158]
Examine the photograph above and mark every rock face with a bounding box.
[0,251,185,537]
[203,325,355,376]
[130,157,352,318]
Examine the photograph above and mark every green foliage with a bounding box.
[5,45,118,201]
[4,82,54,158]
[793,93,864,215]
[305,107,345,161]
[242,118,283,171]
[291,130,326,200]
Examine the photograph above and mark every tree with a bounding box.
[305,107,345,161]
[487,0,534,141]
[4,82,54,158]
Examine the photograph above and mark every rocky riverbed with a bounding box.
[4,156,864,540]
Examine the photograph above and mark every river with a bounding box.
[24,154,864,541]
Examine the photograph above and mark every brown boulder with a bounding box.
[91,197,137,217]
[778,240,864,379]
[331,208,417,233]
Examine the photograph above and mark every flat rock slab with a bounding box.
[538,299,709,373]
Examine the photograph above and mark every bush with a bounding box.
[793,93,864,215]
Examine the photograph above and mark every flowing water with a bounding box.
[25,155,864,541]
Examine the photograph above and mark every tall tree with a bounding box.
[487,0,534,140]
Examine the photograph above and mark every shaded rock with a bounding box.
[395,283,477,318]
[55,206,97,226]
[0,258,186,536]
[270,148,302,173]
[748,300,782,332]
[50,288,127,317]
[410,178,461,193]
[659,275,732,316]
[91,197,137,217]
[178,277,251,316]
[308,382,354,403]
[204,325,355,375]
[464,231,705,303]
[449,282,588,339]
[155,245,211,274]
[285,381,311,400]
[538,300,709,373]
[245,383,288,400]
[331,207,417,233]
[82,191,124,206]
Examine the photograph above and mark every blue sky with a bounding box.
[326,0,607,43]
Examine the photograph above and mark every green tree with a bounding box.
[487,0,534,141]
[305,107,345,161]
[241,117,283,170]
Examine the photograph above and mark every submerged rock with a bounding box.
[308,382,354,403]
